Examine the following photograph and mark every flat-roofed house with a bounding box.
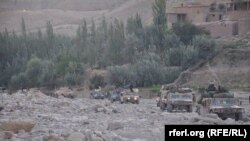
[167,0,250,38]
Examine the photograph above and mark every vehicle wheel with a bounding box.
[217,113,227,120]
[167,104,173,112]
[157,102,160,107]
[187,105,193,113]
[235,113,243,121]
[160,103,166,111]
[90,95,93,99]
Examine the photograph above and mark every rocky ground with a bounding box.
[0,89,250,141]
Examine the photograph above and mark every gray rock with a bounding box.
[107,121,123,131]
[43,135,64,141]
[206,113,219,119]
[67,132,86,141]
[224,118,236,124]
[91,136,104,141]
[3,131,14,140]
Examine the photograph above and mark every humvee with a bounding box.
[202,98,244,121]
[158,87,195,112]
[90,91,106,99]
[120,90,140,104]
[109,91,122,103]
[198,84,245,120]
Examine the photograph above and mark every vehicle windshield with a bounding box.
[170,94,192,100]
[94,92,102,96]
[111,93,119,97]
[212,99,238,106]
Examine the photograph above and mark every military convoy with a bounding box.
[199,83,245,121]
[157,87,195,112]
[90,87,140,104]
[88,83,245,121]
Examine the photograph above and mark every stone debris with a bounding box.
[0,120,35,133]
[43,134,64,141]
[0,90,249,141]
[67,132,86,141]
[107,121,124,131]
[3,131,14,140]
[54,87,75,98]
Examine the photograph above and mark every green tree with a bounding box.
[21,17,26,38]
[152,0,167,27]
[172,22,209,45]
[25,57,43,87]
[10,72,27,90]
[39,60,55,88]
[152,0,167,51]
[192,35,215,59]
[46,21,54,46]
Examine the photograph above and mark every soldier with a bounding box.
[207,83,216,91]
[249,95,250,104]
[129,84,134,92]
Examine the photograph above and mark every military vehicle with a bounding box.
[120,89,140,104]
[158,87,195,112]
[90,91,106,99]
[199,84,245,121]
[202,98,244,120]
[109,91,122,103]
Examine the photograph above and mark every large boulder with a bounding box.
[43,135,64,141]
[93,105,107,113]
[54,87,75,98]
[3,131,14,140]
[67,132,86,141]
[91,136,104,141]
[107,121,123,131]
[27,88,47,98]
[0,120,35,133]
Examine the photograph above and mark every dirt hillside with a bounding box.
[0,0,188,36]
[181,47,250,89]
[0,0,155,36]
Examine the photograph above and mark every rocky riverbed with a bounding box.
[0,89,250,141]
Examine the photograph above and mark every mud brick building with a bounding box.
[167,0,250,38]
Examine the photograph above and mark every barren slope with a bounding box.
[0,0,189,35]
[182,48,250,89]
[0,0,155,35]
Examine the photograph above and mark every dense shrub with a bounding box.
[172,22,210,45]
[25,57,43,87]
[90,75,105,89]
[10,72,27,90]
[168,47,184,66]
[181,46,199,69]
[65,72,78,86]
[108,52,181,87]
[39,60,55,88]
[108,65,135,87]
[192,35,216,59]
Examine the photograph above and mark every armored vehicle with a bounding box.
[90,91,106,99]
[199,84,244,120]
[202,98,244,121]
[109,91,122,103]
[120,90,140,104]
[158,87,195,112]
